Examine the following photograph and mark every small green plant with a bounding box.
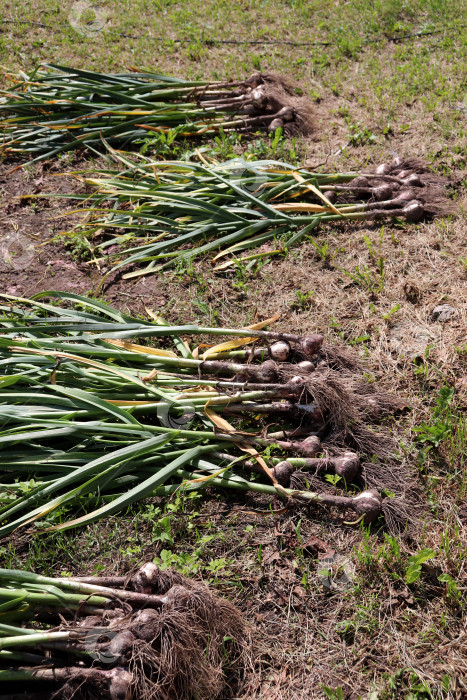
[230,254,271,284]
[192,297,218,322]
[59,230,93,262]
[348,334,371,348]
[381,533,402,567]
[442,674,453,692]
[383,303,401,321]
[294,518,303,545]
[335,618,356,643]
[341,260,385,295]
[154,537,229,579]
[325,473,342,487]
[413,385,455,467]
[347,121,378,146]
[292,288,314,310]
[206,557,228,576]
[138,126,185,157]
[270,125,283,153]
[385,668,434,698]
[405,548,436,584]
[310,239,343,265]
[311,238,330,262]
[321,685,344,700]
[210,128,243,160]
[412,346,441,385]
[152,515,174,544]
[438,573,462,608]
[354,527,380,569]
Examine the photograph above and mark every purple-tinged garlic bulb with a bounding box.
[268,118,284,132]
[276,106,294,121]
[403,200,424,222]
[401,173,423,187]
[272,460,294,486]
[373,183,393,201]
[393,189,417,203]
[333,452,360,481]
[351,175,370,188]
[351,489,382,523]
[299,435,321,457]
[132,562,159,594]
[300,334,324,357]
[108,668,134,700]
[289,375,306,388]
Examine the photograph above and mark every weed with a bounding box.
[340,259,385,294]
[270,126,284,154]
[325,473,342,487]
[310,238,344,265]
[383,303,401,321]
[58,230,93,262]
[405,548,436,584]
[438,573,463,609]
[210,128,243,160]
[347,121,378,147]
[412,385,455,468]
[138,127,185,157]
[321,684,344,700]
[384,669,434,698]
[292,288,314,310]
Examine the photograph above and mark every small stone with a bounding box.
[317,553,355,591]
[431,304,457,322]
[390,320,433,357]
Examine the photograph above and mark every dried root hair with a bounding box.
[361,459,414,495]
[352,381,407,418]
[289,341,361,371]
[129,609,223,700]
[318,342,363,374]
[257,73,314,135]
[359,458,425,538]
[284,102,315,137]
[381,496,424,538]
[133,566,187,595]
[128,582,248,700]
[386,158,432,175]
[258,72,299,95]
[279,365,396,459]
